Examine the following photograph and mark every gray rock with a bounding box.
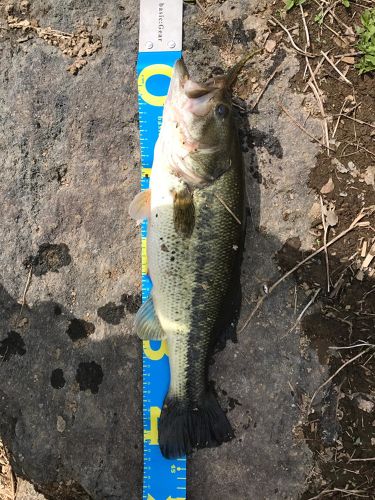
[0,0,325,499]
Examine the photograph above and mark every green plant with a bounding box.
[356,8,375,74]
[284,0,305,11]
[315,10,324,24]
[285,0,350,14]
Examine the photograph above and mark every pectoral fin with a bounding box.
[129,189,151,222]
[135,296,166,340]
[173,187,195,238]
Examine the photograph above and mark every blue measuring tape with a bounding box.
[137,2,186,499]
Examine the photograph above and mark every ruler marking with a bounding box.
[137,1,186,499]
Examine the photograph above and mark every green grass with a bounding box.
[356,8,375,74]
[284,0,350,11]
[284,0,305,11]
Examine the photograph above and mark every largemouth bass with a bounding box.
[130,57,246,459]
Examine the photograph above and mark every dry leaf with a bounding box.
[309,201,321,221]
[343,95,356,113]
[357,398,374,413]
[361,240,368,258]
[325,205,338,227]
[362,242,375,269]
[341,56,355,65]
[332,158,348,174]
[322,201,338,228]
[333,36,348,48]
[345,26,355,37]
[265,39,276,53]
[363,166,375,187]
[348,161,359,178]
[320,177,334,194]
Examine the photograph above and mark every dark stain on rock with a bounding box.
[249,128,283,159]
[50,164,68,185]
[54,304,62,316]
[66,318,95,342]
[75,361,103,394]
[0,331,26,361]
[265,47,287,78]
[51,368,66,389]
[97,302,125,325]
[231,18,256,46]
[121,293,142,314]
[191,39,202,51]
[211,18,255,48]
[24,243,72,276]
[227,396,242,411]
[276,236,303,272]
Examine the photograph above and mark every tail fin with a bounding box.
[158,392,234,459]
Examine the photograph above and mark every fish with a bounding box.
[129,56,248,459]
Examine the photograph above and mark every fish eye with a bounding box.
[214,103,229,119]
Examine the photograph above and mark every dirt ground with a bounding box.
[272,0,375,497]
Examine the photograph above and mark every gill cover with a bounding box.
[163,52,258,187]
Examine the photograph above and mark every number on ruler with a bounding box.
[144,406,161,445]
[143,340,168,360]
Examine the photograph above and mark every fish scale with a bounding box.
[148,107,244,455]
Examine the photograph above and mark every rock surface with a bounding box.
[0,0,325,498]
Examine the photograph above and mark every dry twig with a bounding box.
[286,288,321,335]
[300,4,310,48]
[278,103,335,152]
[214,193,241,225]
[320,196,331,292]
[307,80,330,152]
[321,51,352,86]
[332,96,350,139]
[20,265,32,315]
[307,487,369,500]
[303,55,326,92]
[336,114,375,130]
[239,206,374,334]
[349,457,375,462]
[250,69,280,111]
[329,341,375,350]
[270,16,315,57]
[308,347,371,413]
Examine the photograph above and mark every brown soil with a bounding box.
[273,1,375,498]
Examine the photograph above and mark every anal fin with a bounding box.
[135,296,166,340]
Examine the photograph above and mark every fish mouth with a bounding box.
[166,54,260,185]
[173,50,260,98]
[168,52,261,120]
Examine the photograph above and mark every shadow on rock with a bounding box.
[0,284,143,500]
